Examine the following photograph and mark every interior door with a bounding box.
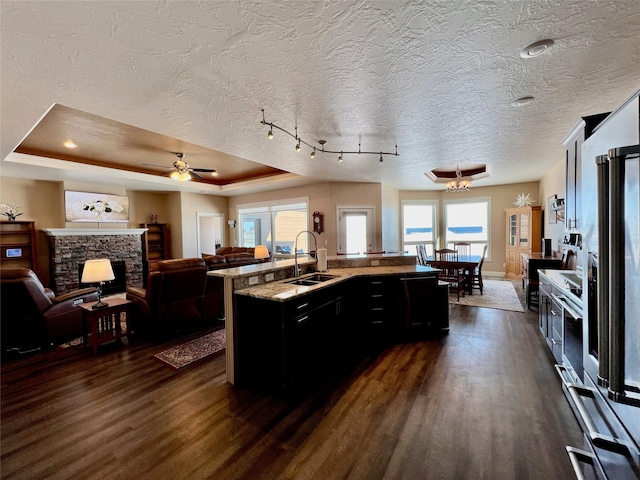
[337,207,375,254]
[196,213,224,256]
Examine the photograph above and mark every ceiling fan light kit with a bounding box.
[261,109,398,163]
[166,152,218,182]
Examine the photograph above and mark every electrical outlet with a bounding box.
[249,276,259,286]
[265,273,274,282]
[503,263,506,268]
[371,260,379,266]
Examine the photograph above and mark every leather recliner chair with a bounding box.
[126,258,209,337]
[0,267,99,354]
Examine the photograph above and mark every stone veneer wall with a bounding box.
[49,234,144,294]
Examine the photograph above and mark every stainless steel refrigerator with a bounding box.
[574,89,640,479]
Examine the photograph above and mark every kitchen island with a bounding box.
[209,253,445,388]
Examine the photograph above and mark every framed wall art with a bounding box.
[65,191,130,223]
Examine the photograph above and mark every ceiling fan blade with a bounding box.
[190,171,204,179]
[141,163,172,169]
[190,168,216,172]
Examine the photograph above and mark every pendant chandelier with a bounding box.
[261,109,398,163]
[445,166,471,192]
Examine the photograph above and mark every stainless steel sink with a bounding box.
[284,273,338,286]
[285,279,320,286]
[560,272,582,287]
[305,274,338,282]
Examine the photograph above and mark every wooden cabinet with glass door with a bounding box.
[505,206,541,279]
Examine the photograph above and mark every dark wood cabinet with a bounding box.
[0,221,37,272]
[140,223,170,262]
[561,113,609,231]
[235,284,348,391]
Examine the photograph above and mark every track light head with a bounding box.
[268,124,273,139]
[296,142,301,152]
[338,152,343,163]
[310,149,315,159]
[379,153,383,163]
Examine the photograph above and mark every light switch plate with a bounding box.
[265,273,274,282]
[249,276,259,285]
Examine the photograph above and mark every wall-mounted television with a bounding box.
[64,191,130,223]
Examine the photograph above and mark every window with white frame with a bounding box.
[237,198,308,254]
[443,198,490,261]
[402,200,437,259]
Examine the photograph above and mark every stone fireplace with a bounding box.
[44,228,147,295]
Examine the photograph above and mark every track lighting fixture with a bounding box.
[261,109,398,161]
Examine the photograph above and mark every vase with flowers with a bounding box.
[1,203,23,221]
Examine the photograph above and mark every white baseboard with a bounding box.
[483,270,506,278]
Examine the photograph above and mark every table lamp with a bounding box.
[81,258,115,309]
[254,245,270,262]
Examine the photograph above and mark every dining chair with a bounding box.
[416,244,428,266]
[471,244,488,294]
[434,248,466,299]
[453,242,472,260]
[435,248,458,262]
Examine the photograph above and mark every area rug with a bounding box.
[154,329,226,369]
[449,279,524,312]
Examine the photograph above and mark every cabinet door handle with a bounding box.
[551,339,562,346]
[296,303,309,310]
[297,315,309,324]
[371,281,383,285]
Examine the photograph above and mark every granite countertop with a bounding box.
[538,269,583,307]
[235,264,438,301]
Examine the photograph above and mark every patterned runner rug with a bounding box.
[449,279,524,312]
[154,328,226,369]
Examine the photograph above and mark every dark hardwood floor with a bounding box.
[1,282,582,480]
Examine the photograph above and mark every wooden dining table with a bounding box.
[425,258,478,295]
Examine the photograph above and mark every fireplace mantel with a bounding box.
[43,228,147,236]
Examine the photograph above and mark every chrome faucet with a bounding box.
[294,230,318,277]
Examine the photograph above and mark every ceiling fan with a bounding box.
[145,152,218,182]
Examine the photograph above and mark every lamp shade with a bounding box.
[254,245,269,260]
[81,259,115,283]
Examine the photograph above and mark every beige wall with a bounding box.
[400,181,540,275]
[538,158,567,255]
[381,184,400,252]
[0,177,63,284]
[179,192,228,258]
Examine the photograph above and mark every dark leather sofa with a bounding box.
[0,267,99,353]
[202,246,270,270]
[126,257,223,338]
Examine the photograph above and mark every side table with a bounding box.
[79,297,131,354]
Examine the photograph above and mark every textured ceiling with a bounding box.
[1,1,639,195]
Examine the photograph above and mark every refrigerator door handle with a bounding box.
[607,144,640,406]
